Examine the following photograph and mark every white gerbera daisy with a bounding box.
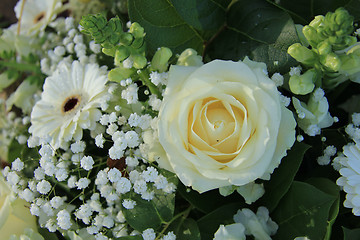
[336,139,360,216]
[14,0,63,35]
[29,61,109,149]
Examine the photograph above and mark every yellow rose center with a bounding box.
[188,97,247,163]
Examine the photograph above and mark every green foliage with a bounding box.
[287,7,360,89]
[116,236,143,240]
[128,0,205,55]
[272,181,338,240]
[259,142,310,212]
[0,51,44,88]
[197,202,241,239]
[122,189,176,232]
[7,138,38,164]
[306,178,340,240]
[167,218,201,240]
[177,183,244,214]
[80,14,147,69]
[343,227,360,240]
[207,0,300,74]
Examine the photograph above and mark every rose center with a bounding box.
[213,120,224,130]
[33,12,45,24]
[62,95,81,113]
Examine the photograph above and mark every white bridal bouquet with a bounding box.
[1,0,360,239]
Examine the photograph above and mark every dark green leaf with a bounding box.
[259,142,310,212]
[168,218,201,240]
[38,227,59,240]
[343,227,360,240]
[276,0,350,23]
[344,0,360,21]
[116,236,143,240]
[7,138,38,164]
[207,0,299,73]
[178,183,244,214]
[305,178,340,240]
[122,189,176,232]
[197,202,241,240]
[272,181,337,240]
[128,0,204,55]
[170,0,229,33]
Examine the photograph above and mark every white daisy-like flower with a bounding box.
[14,0,63,35]
[336,139,360,216]
[29,61,109,149]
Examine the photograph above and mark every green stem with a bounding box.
[1,60,42,74]
[138,69,162,98]
[155,205,193,239]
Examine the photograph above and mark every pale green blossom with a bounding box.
[213,223,246,240]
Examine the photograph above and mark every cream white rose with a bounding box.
[157,59,296,193]
[0,176,38,239]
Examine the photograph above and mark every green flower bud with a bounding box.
[151,47,172,72]
[317,41,332,55]
[131,38,144,49]
[108,16,123,33]
[132,54,147,69]
[80,14,108,44]
[129,22,145,39]
[302,26,322,48]
[288,43,317,65]
[319,52,341,72]
[177,48,203,66]
[309,15,324,29]
[289,69,318,95]
[119,32,133,46]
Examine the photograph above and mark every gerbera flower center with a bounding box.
[33,12,45,24]
[62,95,81,113]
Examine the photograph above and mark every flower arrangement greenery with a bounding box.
[1,0,360,239]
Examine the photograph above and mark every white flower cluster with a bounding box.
[2,54,176,239]
[213,206,278,240]
[292,88,334,136]
[40,17,101,76]
[317,145,337,165]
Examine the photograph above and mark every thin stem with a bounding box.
[202,24,227,60]
[155,205,193,240]
[17,0,27,35]
[0,60,42,75]
[138,68,162,98]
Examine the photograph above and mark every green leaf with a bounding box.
[306,178,340,240]
[343,227,360,240]
[197,202,241,240]
[167,218,201,240]
[259,142,310,212]
[122,189,176,232]
[116,236,143,240]
[272,181,337,240]
[276,0,350,23]
[177,183,243,214]
[38,227,59,240]
[170,0,229,33]
[7,138,38,163]
[344,0,360,21]
[128,0,204,55]
[207,0,299,74]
